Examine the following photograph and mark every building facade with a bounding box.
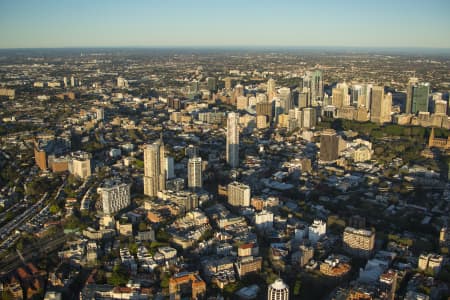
[228,181,251,207]
[267,278,289,300]
[144,137,166,197]
[320,129,339,162]
[188,156,202,189]
[98,180,131,215]
[226,112,239,168]
[342,227,375,258]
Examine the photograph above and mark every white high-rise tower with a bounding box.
[226,112,239,168]
[267,278,289,300]
[143,136,166,197]
[188,156,202,189]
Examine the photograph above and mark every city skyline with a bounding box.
[1,0,450,49]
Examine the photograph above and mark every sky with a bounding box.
[0,0,449,49]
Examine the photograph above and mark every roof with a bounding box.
[270,278,288,290]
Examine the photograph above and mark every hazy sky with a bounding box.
[0,0,449,49]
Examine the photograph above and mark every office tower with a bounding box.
[98,179,131,215]
[382,92,393,122]
[351,85,363,106]
[165,156,175,180]
[298,88,310,109]
[342,227,375,258]
[226,112,239,168]
[411,83,430,113]
[256,93,267,104]
[237,95,249,110]
[228,181,251,207]
[143,136,166,197]
[63,76,68,88]
[370,86,392,124]
[234,84,244,97]
[434,99,447,115]
[288,108,301,131]
[267,278,289,300]
[267,78,276,101]
[273,98,282,124]
[188,156,202,189]
[340,82,349,105]
[224,77,233,91]
[206,77,217,92]
[185,144,199,158]
[358,84,373,108]
[256,102,272,118]
[302,107,316,129]
[406,77,419,114]
[310,70,324,105]
[332,87,345,108]
[278,87,293,114]
[190,80,199,94]
[320,129,339,162]
[370,86,384,123]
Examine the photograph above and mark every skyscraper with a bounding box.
[310,70,324,105]
[370,86,392,124]
[406,77,419,114]
[206,77,217,92]
[332,87,345,108]
[277,87,293,114]
[351,85,363,106]
[143,136,166,197]
[256,102,272,118]
[224,77,233,91]
[320,129,339,162]
[358,84,373,108]
[302,107,316,129]
[267,278,289,300]
[382,92,393,123]
[411,83,430,114]
[226,112,239,168]
[267,78,276,101]
[188,156,202,190]
[332,82,349,108]
[165,156,175,180]
[298,87,310,109]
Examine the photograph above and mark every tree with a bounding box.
[156,228,171,242]
[293,278,302,296]
[108,264,130,286]
[138,221,147,232]
[128,242,138,256]
[49,204,60,214]
[160,272,170,288]
[1,291,14,300]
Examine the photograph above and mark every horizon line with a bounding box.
[1,45,450,51]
